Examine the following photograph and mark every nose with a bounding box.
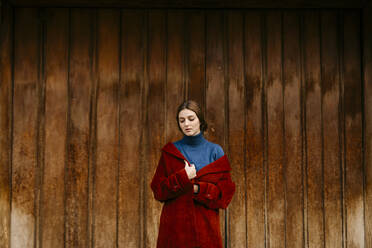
[184,119,190,126]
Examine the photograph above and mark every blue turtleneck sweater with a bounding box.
[173,132,224,171]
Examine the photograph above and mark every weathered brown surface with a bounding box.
[303,10,325,248]
[166,10,186,141]
[3,8,369,248]
[226,10,247,248]
[0,3,13,248]
[283,11,304,248]
[146,10,167,248]
[187,10,205,107]
[205,10,227,245]
[364,6,372,248]
[266,10,286,248]
[118,10,144,248]
[321,10,343,248]
[8,0,367,8]
[11,8,39,248]
[64,8,95,247]
[93,9,120,248]
[343,10,365,248]
[244,10,265,248]
[40,8,68,248]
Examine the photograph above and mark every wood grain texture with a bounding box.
[343,10,364,248]
[2,8,370,248]
[166,10,186,141]
[321,10,343,248]
[118,10,144,248]
[364,6,372,248]
[187,10,205,108]
[93,9,120,248]
[0,2,13,248]
[226,10,247,248]
[8,0,367,8]
[266,10,286,248]
[40,8,68,248]
[205,10,227,245]
[64,8,95,247]
[303,10,325,248]
[282,11,304,248]
[11,8,39,248]
[146,10,167,248]
[244,10,265,248]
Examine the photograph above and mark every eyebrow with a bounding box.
[179,115,195,119]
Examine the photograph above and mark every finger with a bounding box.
[184,160,189,167]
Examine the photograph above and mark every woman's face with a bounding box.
[178,108,201,136]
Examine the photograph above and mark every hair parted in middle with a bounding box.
[176,100,208,133]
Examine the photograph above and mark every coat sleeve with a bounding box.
[193,172,235,210]
[151,152,193,202]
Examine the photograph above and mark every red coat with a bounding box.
[151,142,235,248]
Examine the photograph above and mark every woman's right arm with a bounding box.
[150,153,193,202]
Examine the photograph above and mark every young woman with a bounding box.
[151,100,235,248]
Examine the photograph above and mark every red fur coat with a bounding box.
[151,142,235,248]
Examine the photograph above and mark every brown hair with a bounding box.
[176,100,208,133]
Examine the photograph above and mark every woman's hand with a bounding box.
[184,160,196,180]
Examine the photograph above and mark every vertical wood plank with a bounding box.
[321,10,343,248]
[93,9,120,248]
[146,10,167,248]
[363,5,372,247]
[166,10,185,141]
[0,2,13,248]
[205,10,226,246]
[40,8,68,248]
[187,10,205,107]
[244,10,265,248]
[227,10,247,248]
[11,8,39,248]
[343,10,364,248]
[118,10,144,248]
[303,10,325,248]
[282,11,304,248]
[65,8,94,247]
[266,10,286,248]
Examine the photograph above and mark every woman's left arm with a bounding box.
[193,172,235,210]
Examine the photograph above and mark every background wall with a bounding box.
[0,4,371,248]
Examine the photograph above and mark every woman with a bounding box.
[151,100,235,248]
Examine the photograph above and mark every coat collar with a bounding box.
[162,142,232,177]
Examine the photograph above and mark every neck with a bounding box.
[182,132,206,146]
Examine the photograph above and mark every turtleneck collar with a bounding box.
[181,132,206,146]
